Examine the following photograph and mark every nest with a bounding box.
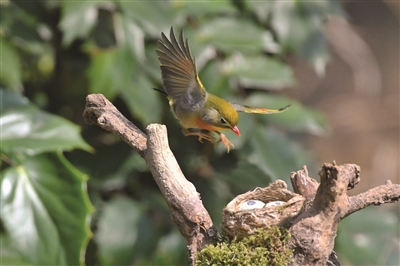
[222,180,305,238]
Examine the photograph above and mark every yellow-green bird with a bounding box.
[156,28,289,152]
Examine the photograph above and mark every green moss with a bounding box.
[196,226,293,266]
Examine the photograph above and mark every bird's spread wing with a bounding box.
[231,103,291,114]
[157,28,205,102]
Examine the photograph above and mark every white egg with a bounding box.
[265,201,286,207]
[239,200,265,210]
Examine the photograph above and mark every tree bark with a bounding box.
[83,93,400,266]
[83,94,217,265]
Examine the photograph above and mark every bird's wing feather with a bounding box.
[231,103,291,114]
[157,28,206,102]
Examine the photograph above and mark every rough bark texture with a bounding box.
[84,94,400,266]
[289,163,400,266]
[83,94,217,265]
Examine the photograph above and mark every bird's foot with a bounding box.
[182,128,217,143]
[215,132,234,153]
[182,128,234,153]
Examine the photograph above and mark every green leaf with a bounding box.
[0,39,23,91]
[245,93,329,135]
[222,54,295,90]
[59,1,98,46]
[119,1,178,37]
[174,0,237,17]
[87,49,120,99]
[96,196,157,265]
[269,0,341,75]
[120,74,162,126]
[248,127,311,182]
[217,155,273,193]
[247,1,274,25]
[336,208,400,265]
[198,60,230,97]
[87,41,161,125]
[196,17,266,54]
[0,234,33,265]
[0,152,94,265]
[151,229,188,265]
[0,90,92,156]
[118,15,146,63]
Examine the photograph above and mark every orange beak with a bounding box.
[231,126,241,136]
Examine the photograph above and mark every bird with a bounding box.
[155,27,290,153]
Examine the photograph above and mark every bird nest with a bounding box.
[222,180,305,238]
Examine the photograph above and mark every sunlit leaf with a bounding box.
[172,0,237,17]
[222,53,295,90]
[59,1,98,46]
[96,196,157,265]
[196,17,266,54]
[118,15,146,63]
[0,152,93,265]
[269,0,342,75]
[119,1,178,37]
[0,235,32,266]
[247,1,274,25]
[0,90,92,156]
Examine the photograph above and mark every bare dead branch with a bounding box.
[83,94,216,265]
[344,180,400,218]
[83,93,147,157]
[288,162,399,266]
[145,124,217,263]
[290,166,319,204]
[84,94,400,266]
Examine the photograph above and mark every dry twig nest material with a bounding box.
[222,180,305,238]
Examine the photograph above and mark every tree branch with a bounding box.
[84,94,400,266]
[287,162,399,266]
[344,180,400,218]
[290,166,319,209]
[83,94,216,265]
[83,93,147,157]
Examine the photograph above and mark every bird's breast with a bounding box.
[194,115,221,132]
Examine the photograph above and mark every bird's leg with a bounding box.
[182,128,218,143]
[215,131,234,153]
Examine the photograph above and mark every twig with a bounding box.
[344,180,400,218]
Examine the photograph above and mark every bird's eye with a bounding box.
[220,118,227,124]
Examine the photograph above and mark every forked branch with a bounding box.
[84,93,400,266]
[83,94,216,265]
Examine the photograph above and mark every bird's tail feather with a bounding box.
[232,103,291,114]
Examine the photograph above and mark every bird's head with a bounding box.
[202,94,240,136]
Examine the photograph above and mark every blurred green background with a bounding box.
[1,0,398,265]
